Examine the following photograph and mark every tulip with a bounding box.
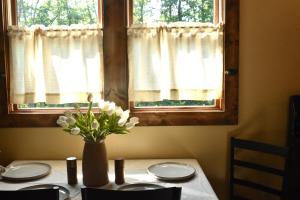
[57,116,68,127]
[125,122,135,130]
[58,116,68,121]
[71,127,80,135]
[99,100,110,112]
[64,111,72,117]
[87,93,93,102]
[115,106,123,116]
[121,110,130,120]
[66,117,76,125]
[129,117,139,125]
[60,121,69,129]
[107,102,116,116]
[118,110,130,126]
[56,119,64,126]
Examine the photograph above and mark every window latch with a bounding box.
[225,68,238,76]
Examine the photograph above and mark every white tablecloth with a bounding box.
[0,159,218,200]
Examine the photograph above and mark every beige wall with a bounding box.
[1,0,300,199]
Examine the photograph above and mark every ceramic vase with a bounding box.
[82,140,109,187]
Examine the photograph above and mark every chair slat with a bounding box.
[232,195,250,200]
[81,187,182,200]
[233,159,284,176]
[229,137,290,200]
[233,178,282,196]
[232,138,289,157]
[0,188,60,200]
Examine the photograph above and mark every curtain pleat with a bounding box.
[8,25,103,104]
[127,23,224,102]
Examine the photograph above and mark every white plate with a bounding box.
[147,162,195,181]
[2,162,51,181]
[19,184,70,200]
[118,183,164,191]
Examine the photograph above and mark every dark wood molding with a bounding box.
[224,0,239,124]
[103,0,128,110]
[0,0,9,117]
[11,0,17,25]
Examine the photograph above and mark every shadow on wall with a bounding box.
[224,107,288,200]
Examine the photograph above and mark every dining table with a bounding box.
[0,159,219,200]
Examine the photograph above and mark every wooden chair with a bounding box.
[81,187,182,200]
[0,188,59,200]
[230,137,290,200]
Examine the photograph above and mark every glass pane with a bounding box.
[135,99,215,107]
[18,102,98,109]
[17,0,98,26]
[133,0,214,24]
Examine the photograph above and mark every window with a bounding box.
[12,0,102,109]
[126,0,239,125]
[128,0,223,110]
[0,0,239,127]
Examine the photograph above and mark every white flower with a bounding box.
[64,111,72,117]
[57,94,138,142]
[118,110,130,126]
[56,119,63,126]
[57,116,68,127]
[70,127,80,135]
[125,122,135,130]
[129,117,139,125]
[58,116,68,121]
[125,117,139,130]
[118,118,127,126]
[99,100,110,112]
[60,121,69,129]
[107,102,116,116]
[66,117,76,125]
[121,110,130,120]
[92,120,99,129]
[115,106,123,116]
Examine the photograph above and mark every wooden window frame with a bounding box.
[126,0,239,125]
[0,0,239,127]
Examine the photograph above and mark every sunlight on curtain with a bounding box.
[127,23,223,102]
[8,25,103,104]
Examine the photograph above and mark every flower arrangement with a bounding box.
[57,94,139,142]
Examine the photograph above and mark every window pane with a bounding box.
[135,99,215,107]
[131,0,220,109]
[18,102,98,109]
[17,0,98,26]
[133,0,214,24]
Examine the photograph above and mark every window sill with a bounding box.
[132,110,237,126]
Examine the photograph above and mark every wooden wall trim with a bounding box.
[103,0,128,110]
[0,0,9,117]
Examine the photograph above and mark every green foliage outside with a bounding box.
[136,99,214,107]
[17,0,214,26]
[18,102,98,109]
[133,0,213,23]
[17,0,214,108]
[17,0,98,26]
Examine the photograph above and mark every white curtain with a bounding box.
[127,23,224,102]
[8,25,103,104]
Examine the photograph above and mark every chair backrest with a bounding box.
[0,188,60,200]
[81,187,182,200]
[230,137,290,200]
